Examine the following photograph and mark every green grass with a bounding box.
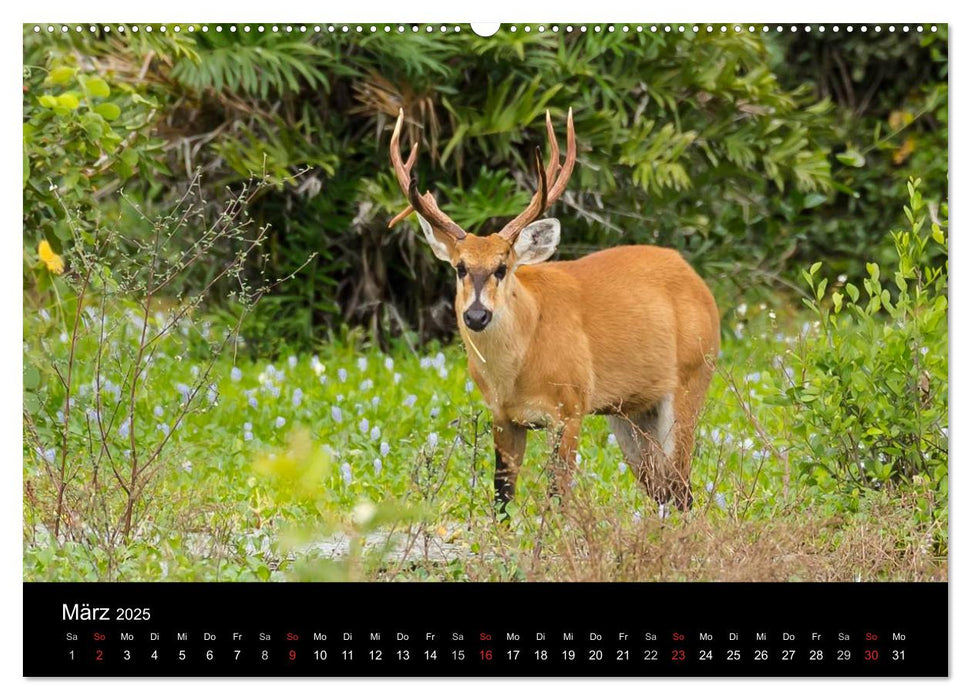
[22,299,947,583]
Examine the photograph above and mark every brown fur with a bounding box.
[443,235,720,511]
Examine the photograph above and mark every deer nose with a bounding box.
[463,306,492,332]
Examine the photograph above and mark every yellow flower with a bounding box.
[38,240,64,274]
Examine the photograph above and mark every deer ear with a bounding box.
[417,214,454,262]
[513,218,560,267]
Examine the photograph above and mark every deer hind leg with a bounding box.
[608,396,677,508]
[670,365,717,511]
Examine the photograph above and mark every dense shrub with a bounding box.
[783,179,947,524]
[775,28,948,273]
[22,47,166,289]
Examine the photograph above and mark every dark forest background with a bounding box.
[24,25,947,350]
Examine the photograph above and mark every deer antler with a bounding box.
[388,109,466,240]
[497,108,576,242]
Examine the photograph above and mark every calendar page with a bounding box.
[21,20,948,678]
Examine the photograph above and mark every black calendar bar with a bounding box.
[23,582,947,677]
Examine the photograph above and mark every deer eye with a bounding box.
[456,263,467,278]
[494,264,507,281]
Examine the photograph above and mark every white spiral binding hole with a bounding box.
[31,24,939,35]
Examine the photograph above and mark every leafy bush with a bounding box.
[776,29,948,272]
[23,44,166,285]
[784,179,947,516]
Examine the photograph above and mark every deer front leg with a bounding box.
[493,419,527,517]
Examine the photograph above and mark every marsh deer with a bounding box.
[388,108,720,512]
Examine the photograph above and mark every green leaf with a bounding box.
[880,289,892,309]
[48,66,76,85]
[801,269,814,290]
[24,391,41,415]
[80,113,104,140]
[816,278,828,302]
[803,193,828,209]
[86,77,111,98]
[56,93,80,110]
[53,220,73,241]
[810,262,822,275]
[23,364,40,391]
[37,94,58,108]
[894,271,908,293]
[836,149,865,168]
[94,103,121,121]
[845,282,860,303]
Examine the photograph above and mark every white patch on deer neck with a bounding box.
[657,393,676,458]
